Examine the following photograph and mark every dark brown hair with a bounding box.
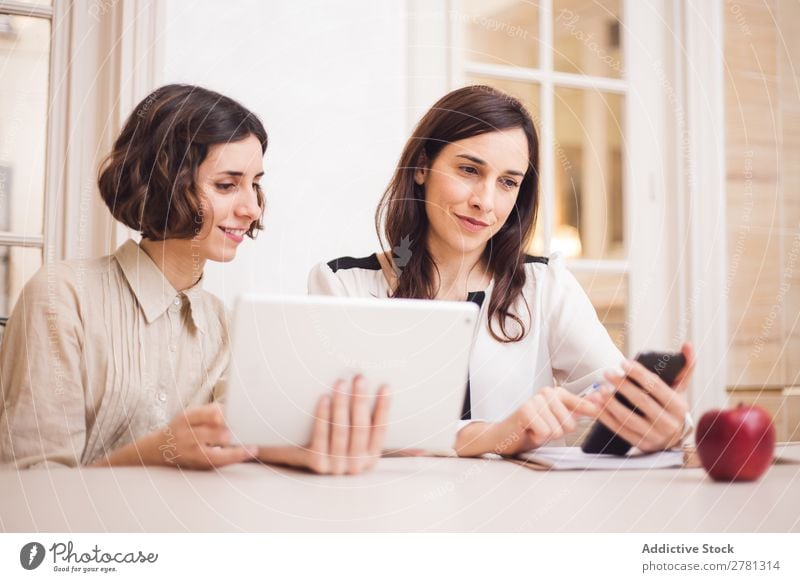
[98,84,268,240]
[375,85,540,342]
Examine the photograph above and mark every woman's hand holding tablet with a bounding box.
[254,376,392,475]
[92,403,259,469]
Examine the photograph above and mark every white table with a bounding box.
[2,448,799,532]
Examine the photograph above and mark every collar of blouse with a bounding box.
[114,239,208,333]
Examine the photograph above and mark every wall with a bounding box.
[724,0,800,440]
[157,0,408,301]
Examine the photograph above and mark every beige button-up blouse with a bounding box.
[0,240,229,468]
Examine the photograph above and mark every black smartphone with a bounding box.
[580,351,687,456]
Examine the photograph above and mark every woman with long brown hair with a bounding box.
[310,85,695,457]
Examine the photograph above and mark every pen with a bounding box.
[578,382,602,398]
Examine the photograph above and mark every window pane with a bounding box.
[553,0,623,79]
[0,246,43,317]
[572,270,627,352]
[461,0,539,69]
[0,15,50,237]
[554,87,624,259]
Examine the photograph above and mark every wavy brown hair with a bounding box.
[98,84,268,240]
[375,85,540,342]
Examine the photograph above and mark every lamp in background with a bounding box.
[551,224,582,258]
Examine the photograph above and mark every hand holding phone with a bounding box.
[581,351,687,455]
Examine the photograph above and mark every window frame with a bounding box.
[0,1,56,320]
[0,0,161,319]
[0,1,55,251]
[436,0,728,412]
[452,0,629,275]
[450,0,633,355]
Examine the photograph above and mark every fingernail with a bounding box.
[621,360,633,371]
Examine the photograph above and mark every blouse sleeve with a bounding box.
[307,261,350,296]
[543,253,626,395]
[0,264,88,468]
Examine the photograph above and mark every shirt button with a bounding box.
[173,298,181,306]
[157,392,167,403]
[169,345,177,352]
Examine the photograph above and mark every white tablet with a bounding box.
[224,294,479,453]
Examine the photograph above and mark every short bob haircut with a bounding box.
[98,84,268,240]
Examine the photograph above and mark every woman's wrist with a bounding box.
[141,429,172,466]
[90,430,165,468]
[455,421,503,457]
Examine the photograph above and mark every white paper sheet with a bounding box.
[516,446,685,470]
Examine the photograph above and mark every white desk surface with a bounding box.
[2,447,799,533]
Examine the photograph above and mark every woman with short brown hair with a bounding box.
[0,84,389,474]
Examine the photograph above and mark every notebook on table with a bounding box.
[513,446,686,471]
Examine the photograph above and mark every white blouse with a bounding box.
[308,252,625,426]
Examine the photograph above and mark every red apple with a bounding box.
[695,404,775,482]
